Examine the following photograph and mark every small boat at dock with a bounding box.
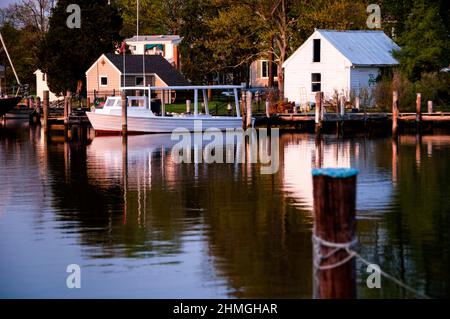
[0,96,22,117]
[86,85,246,134]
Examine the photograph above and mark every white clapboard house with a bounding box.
[283,29,400,105]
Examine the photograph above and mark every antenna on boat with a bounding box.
[137,0,146,87]
[0,32,21,97]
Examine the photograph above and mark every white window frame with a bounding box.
[100,76,108,87]
[311,73,322,92]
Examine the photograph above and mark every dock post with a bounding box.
[43,90,49,132]
[340,95,345,117]
[315,92,323,134]
[265,98,270,118]
[355,96,360,111]
[416,93,422,123]
[186,99,191,114]
[241,90,247,129]
[312,168,358,299]
[246,91,252,128]
[64,90,70,125]
[121,91,127,135]
[162,90,166,116]
[427,101,433,114]
[392,90,399,137]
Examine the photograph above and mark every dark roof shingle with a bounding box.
[105,53,189,86]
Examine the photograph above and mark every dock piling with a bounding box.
[315,92,323,134]
[392,90,399,136]
[64,90,70,125]
[43,90,49,132]
[312,168,358,299]
[186,99,191,114]
[246,91,252,128]
[427,101,433,114]
[416,93,422,123]
[121,91,127,135]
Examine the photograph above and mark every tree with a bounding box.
[37,0,122,95]
[204,2,262,83]
[394,0,450,81]
[0,0,55,92]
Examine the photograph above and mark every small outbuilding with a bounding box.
[283,29,400,105]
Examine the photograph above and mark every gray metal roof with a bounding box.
[318,30,400,66]
[126,35,182,43]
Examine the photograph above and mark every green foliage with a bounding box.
[0,23,38,92]
[37,0,122,95]
[416,72,450,109]
[394,1,450,81]
[291,0,368,49]
[205,4,261,76]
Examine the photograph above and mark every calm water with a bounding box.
[1,121,449,298]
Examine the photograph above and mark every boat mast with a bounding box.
[0,32,21,96]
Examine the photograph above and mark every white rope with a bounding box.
[312,234,431,299]
[351,251,430,299]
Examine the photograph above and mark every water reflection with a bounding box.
[0,121,450,298]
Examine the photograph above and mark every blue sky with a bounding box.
[1,0,19,8]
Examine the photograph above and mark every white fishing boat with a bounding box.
[86,85,248,133]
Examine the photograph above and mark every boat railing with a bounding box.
[120,85,245,118]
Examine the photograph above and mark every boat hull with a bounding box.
[86,112,243,133]
[0,97,22,117]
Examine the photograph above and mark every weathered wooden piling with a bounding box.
[416,93,422,123]
[241,90,247,129]
[427,101,433,114]
[246,91,252,128]
[265,98,270,118]
[64,90,71,125]
[161,90,166,116]
[315,92,323,134]
[340,96,345,117]
[312,168,358,299]
[186,99,191,114]
[121,91,127,135]
[392,90,399,136]
[43,90,49,132]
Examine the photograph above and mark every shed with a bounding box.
[283,29,400,105]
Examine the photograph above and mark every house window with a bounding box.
[311,73,321,92]
[42,73,46,81]
[135,76,144,86]
[313,39,321,62]
[100,76,108,86]
[261,60,278,78]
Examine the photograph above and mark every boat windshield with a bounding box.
[105,98,120,107]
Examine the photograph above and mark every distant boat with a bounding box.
[0,96,21,117]
[0,32,23,116]
[86,85,248,133]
